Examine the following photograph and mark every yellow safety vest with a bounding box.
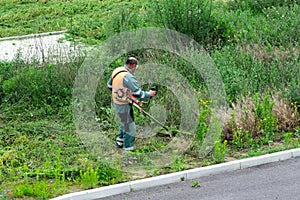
[112,67,133,105]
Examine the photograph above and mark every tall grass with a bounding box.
[148,0,229,47]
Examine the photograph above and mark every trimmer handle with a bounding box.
[150,86,157,92]
[150,86,157,99]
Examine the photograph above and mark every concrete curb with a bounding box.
[50,148,300,200]
[0,30,68,41]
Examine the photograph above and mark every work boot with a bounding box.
[116,137,124,148]
[124,146,134,153]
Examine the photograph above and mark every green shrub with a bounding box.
[97,163,123,186]
[149,0,229,46]
[103,1,148,38]
[284,132,299,148]
[261,4,300,47]
[213,140,227,163]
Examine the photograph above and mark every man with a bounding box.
[107,57,156,152]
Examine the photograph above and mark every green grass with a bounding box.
[0,0,145,43]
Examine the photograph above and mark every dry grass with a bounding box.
[222,95,257,140]
[222,93,300,140]
[272,94,299,132]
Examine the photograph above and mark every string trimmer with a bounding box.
[129,86,171,137]
[129,87,194,138]
[132,101,169,132]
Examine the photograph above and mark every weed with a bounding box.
[13,180,49,199]
[80,166,99,189]
[189,180,201,188]
[213,140,227,163]
[168,152,188,172]
[284,132,299,148]
[196,104,211,143]
[284,132,294,147]
[253,94,277,143]
[272,94,300,132]
[231,129,253,149]
[13,181,34,198]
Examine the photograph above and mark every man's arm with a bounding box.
[123,74,150,99]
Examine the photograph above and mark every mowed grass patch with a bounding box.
[0,0,143,41]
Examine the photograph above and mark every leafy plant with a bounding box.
[231,128,253,149]
[253,94,277,143]
[213,140,227,163]
[13,180,49,199]
[284,132,299,148]
[80,166,99,189]
[196,102,211,142]
[169,153,187,172]
[189,180,201,188]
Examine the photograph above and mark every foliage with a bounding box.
[80,166,99,189]
[103,1,148,38]
[215,3,300,47]
[213,140,227,163]
[196,105,211,142]
[0,62,77,115]
[212,44,300,102]
[231,128,254,149]
[149,0,229,47]
[284,132,299,148]
[227,0,299,14]
[253,94,277,143]
[223,93,299,147]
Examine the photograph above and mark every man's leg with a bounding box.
[123,122,136,151]
[123,105,135,152]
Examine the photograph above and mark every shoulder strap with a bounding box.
[112,70,128,80]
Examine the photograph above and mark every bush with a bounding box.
[103,1,148,38]
[149,0,229,47]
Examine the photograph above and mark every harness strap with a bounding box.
[112,70,128,80]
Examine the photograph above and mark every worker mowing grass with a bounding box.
[107,57,156,152]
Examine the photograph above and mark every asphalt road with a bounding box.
[100,157,300,200]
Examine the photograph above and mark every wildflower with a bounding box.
[285,87,289,92]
